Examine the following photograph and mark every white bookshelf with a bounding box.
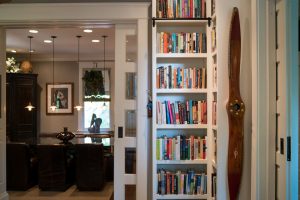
[211,1,218,199]
[152,0,216,199]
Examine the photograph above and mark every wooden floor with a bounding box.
[8,182,113,200]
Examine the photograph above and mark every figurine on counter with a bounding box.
[88,113,102,133]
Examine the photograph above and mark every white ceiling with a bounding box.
[6,26,122,61]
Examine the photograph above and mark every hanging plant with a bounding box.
[82,70,105,99]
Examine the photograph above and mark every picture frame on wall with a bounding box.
[46,82,74,115]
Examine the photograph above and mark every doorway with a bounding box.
[0,3,149,200]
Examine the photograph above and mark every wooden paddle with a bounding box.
[227,7,245,200]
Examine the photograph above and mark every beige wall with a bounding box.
[217,0,252,199]
[32,61,79,134]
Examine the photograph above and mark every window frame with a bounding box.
[78,62,112,132]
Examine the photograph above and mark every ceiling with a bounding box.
[6,26,137,62]
[4,1,141,62]
[6,26,118,61]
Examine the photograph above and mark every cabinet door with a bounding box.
[7,74,37,144]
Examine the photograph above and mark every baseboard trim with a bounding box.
[0,191,9,200]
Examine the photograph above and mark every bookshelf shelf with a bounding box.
[154,194,209,199]
[157,159,207,165]
[156,124,208,129]
[156,88,208,94]
[156,53,207,58]
[212,125,218,130]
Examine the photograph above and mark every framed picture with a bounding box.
[46,82,74,115]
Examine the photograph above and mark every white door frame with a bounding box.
[0,3,149,200]
[251,0,298,199]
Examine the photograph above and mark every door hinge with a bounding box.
[287,136,291,161]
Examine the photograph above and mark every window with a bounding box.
[84,100,110,129]
[78,65,111,132]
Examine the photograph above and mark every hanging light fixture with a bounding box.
[102,35,108,108]
[74,35,83,111]
[49,36,57,111]
[24,36,35,111]
[25,102,35,111]
[20,35,33,73]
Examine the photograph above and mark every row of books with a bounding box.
[156,65,207,89]
[212,100,217,125]
[156,100,207,125]
[157,169,207,195]
[158,32,207,53]
[156,0,207,18]
[156,135,207,160]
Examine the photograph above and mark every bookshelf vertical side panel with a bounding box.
[152,23,158,200]
[206,2,213,198]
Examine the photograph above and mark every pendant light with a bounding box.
[74,35,83,111]
[20,35,33,73]
[25,102,35,111]
[102,35,107,108]
[24,36,35,111]
[49,36,57,111]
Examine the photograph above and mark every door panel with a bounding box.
[114,24,137,200]
[275,1,286,199]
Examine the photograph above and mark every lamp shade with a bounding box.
[25,102,35,111]
[20,60,33,73]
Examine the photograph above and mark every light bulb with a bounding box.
[74,105,83,111]
[25,102,35,111]
[50,105,56,111]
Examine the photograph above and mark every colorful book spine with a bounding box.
[156,65,207,89]
[156,135,207,160]
[156,100,207,125]
[157,169,207,195]
[159,32,207,53]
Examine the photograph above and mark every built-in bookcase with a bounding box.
[210,0,217,198]
[152,0,217,199]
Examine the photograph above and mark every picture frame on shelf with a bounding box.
[46,82,74,115]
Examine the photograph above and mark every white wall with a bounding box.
[0,29,8,200]
[217,0,252,199]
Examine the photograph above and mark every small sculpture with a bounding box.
[56,127,75,144]
[88,113,102,133]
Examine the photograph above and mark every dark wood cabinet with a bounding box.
[6,73,38,144]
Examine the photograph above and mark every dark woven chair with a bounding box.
[37,144,75,191]
[6,143,38,190]
[75,143,106,190]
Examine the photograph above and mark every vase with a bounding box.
[56,127,75,144]
[20,60,33,73]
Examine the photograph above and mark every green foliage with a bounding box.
[82,70,105,97]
